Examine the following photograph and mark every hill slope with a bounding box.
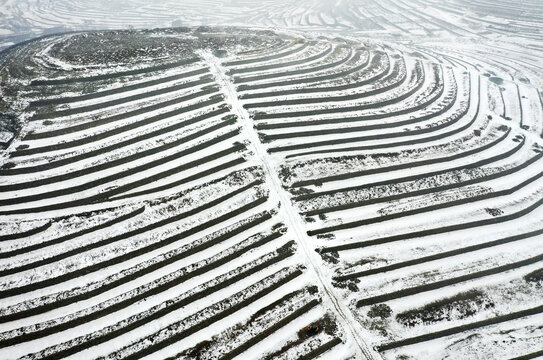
[0,27,542,360]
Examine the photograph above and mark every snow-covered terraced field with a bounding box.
[1,0,542,89]
[0,25,542,360]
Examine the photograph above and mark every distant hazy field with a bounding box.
[1,2,543,360]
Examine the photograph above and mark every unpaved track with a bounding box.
[200,50,381,360]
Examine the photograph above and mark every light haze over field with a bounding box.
[2,0,542,86]
[1,1,543,360]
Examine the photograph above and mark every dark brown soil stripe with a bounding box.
[29,68,209,107]
[0,222,52,242]
[299,337,343,360]
[377,304,543,351]
[2,108,229,175]
[0,206,145,259]
[0,119,237,191]
[0,188,266,298]
[118,268,303,360]
[0,210,272,323]
[0,231,285,348]
[30,58,200,86]
[30,76,214,120]
[218,299,321,360]
[356,253,543,308]
[334,227,543,281]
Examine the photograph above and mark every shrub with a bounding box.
[485,208,503,217]
[368,304,392,319]
[1,162,16,169]
[396,290,494,327]
[320,250,339,264]
[524,268,543,285]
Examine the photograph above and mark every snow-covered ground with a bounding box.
[0,2,542,359]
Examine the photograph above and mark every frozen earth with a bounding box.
[0,1,542,360]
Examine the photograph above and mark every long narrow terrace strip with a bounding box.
[0,25,542,360]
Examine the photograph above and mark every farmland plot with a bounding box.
[0,26,542,360]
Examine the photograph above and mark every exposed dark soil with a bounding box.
[396,290,494,327]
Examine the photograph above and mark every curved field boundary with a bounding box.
[280,103,467,154]
[217,299,321,360]
[377,304,543,351]
[236,50,387,86]
[236,50,369,91]
[30,75,214,120]
[233,48,363,85]
[288,104,478,189]
[356,252,543,308]
[302,135,523,216]
[17,95,224,154]
[294,129,511,201]
[104,268,303,360]
[254,63,438,120]
[298,337,343,360]
[266,81,459,153]
[109,157,247,202]
[334,226,543,281]
[508,349,543,360]
[258,74,440,132]
[0,210,273,323]
[0,142,245,215]
[0,188,266,298]
[260,80,445,141]
[286,75,478,158]
[321,172,543,253]
[17,249,299,360]
[24,89,221,141]
[30,57,200,86]
[309,152,541,234]
[0,206,145,259]
[228,44,334,75]
[306,145,528,217]
[256,81,439,128]
[0,222,52,242]
[224,42,309,67]
[0,178,259,277]
[29,68,209,107]
[237,50,366,98]
[302,144,524,215]
[246,58,410,110]
[2,108,230,175]
[0,119,237,192]
[0,230,286,347]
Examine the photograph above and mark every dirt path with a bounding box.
[200,50,381,360]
